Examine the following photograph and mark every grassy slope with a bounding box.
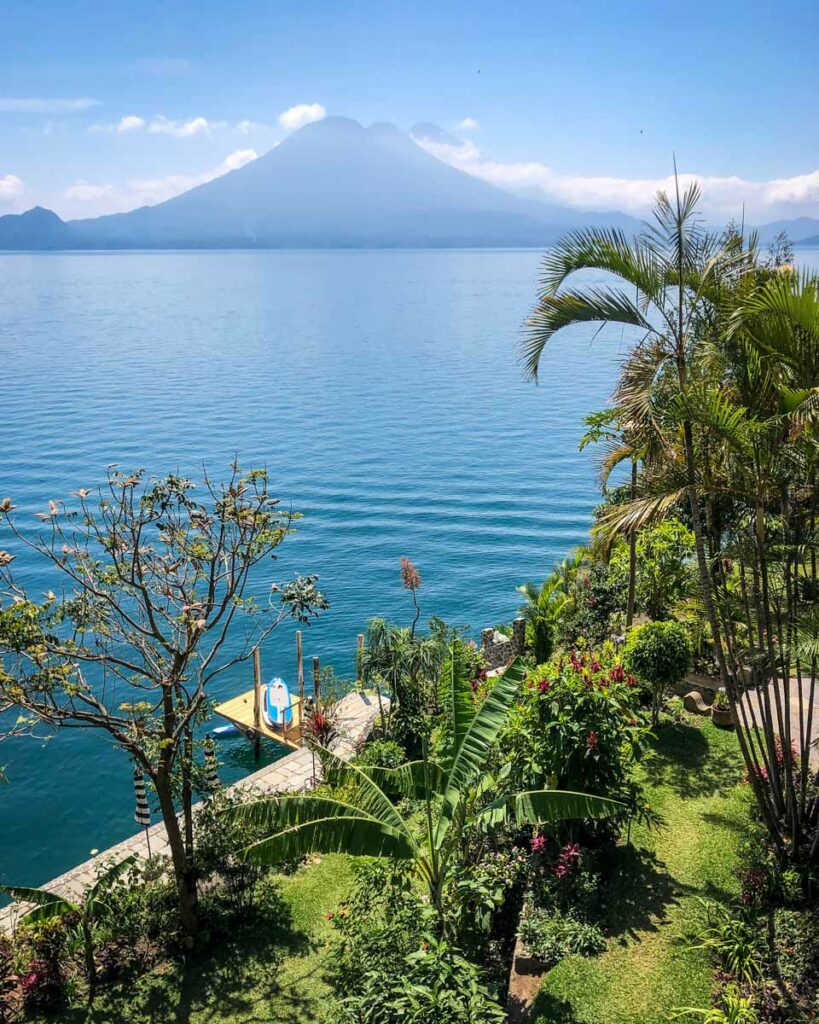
[534,712,749,1024]
[52,854,355,1024]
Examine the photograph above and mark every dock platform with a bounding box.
[214,687,304,749]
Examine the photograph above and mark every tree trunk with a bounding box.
[626,459,637,628]
[153,771,199,943]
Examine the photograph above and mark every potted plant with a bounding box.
[711,690,734,728]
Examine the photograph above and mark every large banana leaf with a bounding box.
[315,746,411,836]
[86,854,137,915]
[435,658,526,844]
[0,885,78,923]
[240,815,417,865]
[356,759,445,799]
[224,794,383,830]
[442,641,477,760]
[512,789,624,824]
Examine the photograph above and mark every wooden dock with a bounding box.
[214,687,304,749]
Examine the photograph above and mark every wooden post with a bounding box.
[313,656,321,704]
[297,630,305,710]
[357,633,364,686]
[253,646,263,760]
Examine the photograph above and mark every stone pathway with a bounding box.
[0,690,385,933]
[680,672,819,766]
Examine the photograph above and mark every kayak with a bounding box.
[263,677,293,728]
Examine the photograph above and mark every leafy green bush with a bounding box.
[556,561,626,647]
[502,644,650,817]
[689,900,764,985]
[194,788,289,910]
[355,738,407,769]
[610,518,696,620]
[334,936,505,1024]
[329,861,504,1023]
[624,620,692,722]
[519,907,605,966]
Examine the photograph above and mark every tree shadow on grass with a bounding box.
[530,990,580,1024]
[644,721,744,799]
[72,881,324,1024]
[599,843,690,943]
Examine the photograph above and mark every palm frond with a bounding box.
[523,288,655,382]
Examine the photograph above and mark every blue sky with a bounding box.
[2,0,818,221]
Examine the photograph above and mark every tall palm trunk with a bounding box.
[626,458,637,628]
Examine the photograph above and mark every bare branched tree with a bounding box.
[0,464,328,939]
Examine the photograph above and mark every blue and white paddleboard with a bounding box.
[212,723,240,738]
[263,677,293,728]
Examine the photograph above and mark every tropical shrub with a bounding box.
[0,935,19,1023]
[329,861,431,1000]
[623,621,692,723]
[610,518,696,620]
[519,906,605,966]
[355,738,407,769]
[14,918,69,1013]
[194,789,281,911]
[556,561,625,647]
[503,646,650,817]
[674,985,758,1024]
[690,900,765,985]
[333,938,506,1024]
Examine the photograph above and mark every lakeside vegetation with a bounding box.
[2,187,819,1022]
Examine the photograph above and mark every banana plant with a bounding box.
[226,649,622,932]
[0,854,136,1000]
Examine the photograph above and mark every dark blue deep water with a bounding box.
[1,248,634,888]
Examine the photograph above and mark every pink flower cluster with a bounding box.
[553,841,581,879]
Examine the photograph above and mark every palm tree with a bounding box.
[225,653,621,933]
[523,186,819,858]
[523,181,752,697]
[517,549,585,661]
[1,855,136,1000]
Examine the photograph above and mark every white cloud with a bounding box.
[0,97,100,113]
[117,115,146,133]
[61,149,258,215]
[0,174,24,201]
[278,103,326,131]
[414,136,819,222]
[64,182,117,202]
[456,117,480,132]
[148,115,211,138]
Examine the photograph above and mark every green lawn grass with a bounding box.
[533,710,750,1024]
[50,853,355,1024]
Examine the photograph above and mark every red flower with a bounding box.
[626,674,637,687]
[609,664,624,683]
[537,679,551,694]
[531,834,546,853]
[586,730,598,750]
[590,657,602,672]
[553,862,569,878]
[560,842,580,862]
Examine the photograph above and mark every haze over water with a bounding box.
[5,246,812,889]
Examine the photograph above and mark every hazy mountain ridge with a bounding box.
[1,118,817,250]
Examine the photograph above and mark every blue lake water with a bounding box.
[3,244,784,890]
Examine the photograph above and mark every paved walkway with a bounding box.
[681,672,819,766]
[0,691,385,932]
